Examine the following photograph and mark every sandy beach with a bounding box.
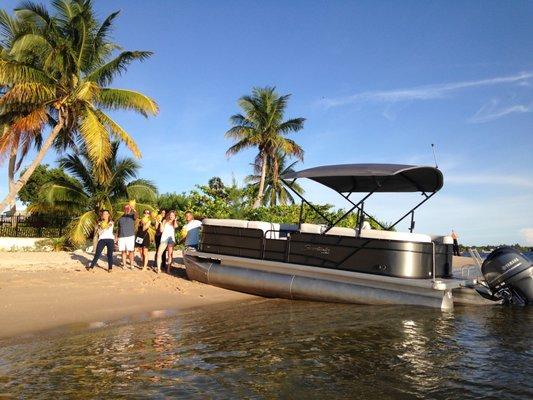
[0,250,254,338]
[0,251,476,339]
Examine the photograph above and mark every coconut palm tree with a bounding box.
[0,0,158,212]
[245,152,304,206]
[0,9,44,217]
[225,86,305,208]
[30,141,157,245]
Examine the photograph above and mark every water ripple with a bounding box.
[0,301,532,399]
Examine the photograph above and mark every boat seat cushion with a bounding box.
[247,221,278,239]
[325,227,356,237]
[202,218,249,228]
[430,235,453,244]
[359,229,432,243]
[300,223,326,234]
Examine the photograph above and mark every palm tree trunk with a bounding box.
[8,142,18,227]
[0,118,64,214]
[253,152,268,208]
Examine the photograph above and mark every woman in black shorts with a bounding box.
[135,209,152,270]
[154,209,166,267]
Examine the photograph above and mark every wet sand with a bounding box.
[0,250,253,338]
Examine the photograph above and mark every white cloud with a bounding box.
[468,99,532,123]
[520,228,533,246]
[319,71,533,108]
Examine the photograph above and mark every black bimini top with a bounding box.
[282,163,443,193]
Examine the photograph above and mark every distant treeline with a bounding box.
[459,244,532,253]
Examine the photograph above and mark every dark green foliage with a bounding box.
[17,164,74,205]
[158,177,391,230]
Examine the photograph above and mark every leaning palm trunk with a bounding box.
[8,140,18,226]
[253,152,268,208]
[0,117,64,213]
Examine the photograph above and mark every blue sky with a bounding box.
[1,0,532,245]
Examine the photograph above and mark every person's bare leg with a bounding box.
[121,250,127,269]
[156,241,167,274]
[142,248,148,270]
[166,245,174,273]
[128,250,134,269]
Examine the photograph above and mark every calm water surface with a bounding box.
[0,300,532,399]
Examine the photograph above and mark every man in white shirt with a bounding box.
[180,211,202,250]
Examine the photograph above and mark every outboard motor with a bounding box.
[481,247,533,305]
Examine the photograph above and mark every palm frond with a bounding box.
[68,209,97,246]
[86,51,153,86]
[225,138,255,157]
[58,152,94,190]
[9,107,47,134]
[10,33,53,58]
[126,183,157,203]
[0,60,52,85]
[14,1,52,25]
[93,109,141,158]
[0,82,55,105]
[78,106,112,179]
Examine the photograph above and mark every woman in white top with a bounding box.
[156,210,178,274]
[87,210,115,272]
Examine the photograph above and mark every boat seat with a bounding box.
[359,229,432,243]
[247,221,278,239]
[202,218,249,228]
[325,227,356,237]
[279,223,299,232]
[431,235,453,244]
[300,223,326,234]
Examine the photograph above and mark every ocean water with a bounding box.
[0,300,532,399]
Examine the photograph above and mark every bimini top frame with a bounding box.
[281,163,443,233]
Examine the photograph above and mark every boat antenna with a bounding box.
[431,143,439,169]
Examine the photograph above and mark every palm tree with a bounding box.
[30,142,157,245]
[0,0,158,212]
[225,86,305,208]
[0,9,44,217]
[246,152,304,206]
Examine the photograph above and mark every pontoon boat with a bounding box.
[183,164,532,310]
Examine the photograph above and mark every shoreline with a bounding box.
[0,250,254,339]
[0,251,476,340]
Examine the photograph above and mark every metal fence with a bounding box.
[0,215,72,238]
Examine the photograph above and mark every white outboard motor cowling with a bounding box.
[481,247,533,305]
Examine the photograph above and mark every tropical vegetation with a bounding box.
[245,151,303,206]
[225,86,305,208]
[0,0,158,213]
[30,142,157,245]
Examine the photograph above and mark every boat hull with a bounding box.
[183,251,495,310]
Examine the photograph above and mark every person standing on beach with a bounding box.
[156,210,178,274]
[135,209,152,270]
[117,204,137,269]
[179,211,202,250]
[87,210,114,272]
[154,209,166,268]
[451,230,461,256]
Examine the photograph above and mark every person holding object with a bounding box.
[87,210,114,272]
[180,211,202,250]
[117,202,138,269]
[156,210,178,274]
[451,229,461,256]
[153,209,166,269]
[135,209,152,270]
